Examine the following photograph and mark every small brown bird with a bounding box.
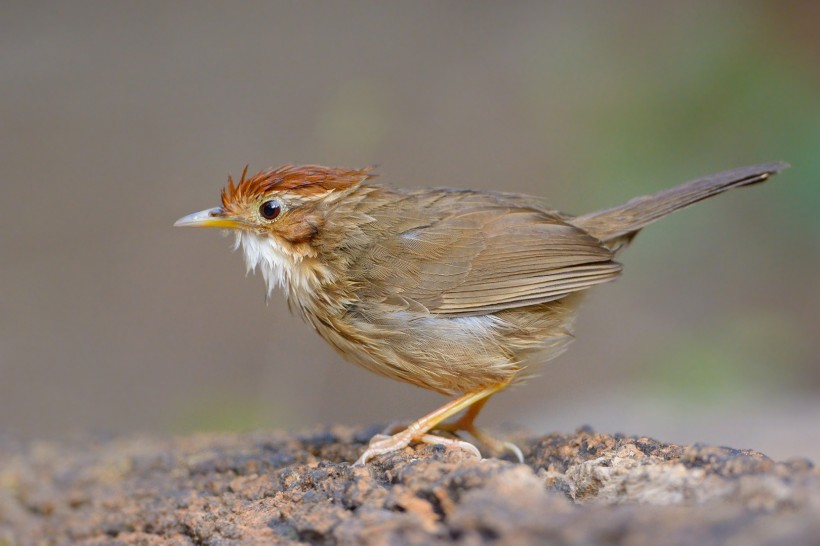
[175,162,787,464]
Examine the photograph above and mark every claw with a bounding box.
[468,428,525,462]
[419,433,482,459]
[500,440,524,463]
[438,422,524,462]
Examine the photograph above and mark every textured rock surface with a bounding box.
[1,426,817,545]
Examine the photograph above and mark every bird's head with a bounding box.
[175,164,374,293]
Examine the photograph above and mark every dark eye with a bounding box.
[259,200,282,220]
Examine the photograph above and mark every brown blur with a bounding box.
[1,1,817,460]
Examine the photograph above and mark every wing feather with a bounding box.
[350,189,621,317]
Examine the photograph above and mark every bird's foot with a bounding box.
[373,423,522,463]
[477,433,524,463]
[436,422,524,463]
[355,432,410,465]
[418,433,482,459]
[356,382,510,465]
[355,431,482,465]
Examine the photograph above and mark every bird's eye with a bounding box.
[259,200,282,220]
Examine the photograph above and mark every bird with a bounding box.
[175,161,787,465]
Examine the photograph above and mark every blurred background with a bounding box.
[1,1,818,461]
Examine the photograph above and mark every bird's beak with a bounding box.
[174,207,243,229]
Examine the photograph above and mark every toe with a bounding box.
[355,431,413,465]
[419,434,482,460]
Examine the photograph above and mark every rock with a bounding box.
[0,427,817,545]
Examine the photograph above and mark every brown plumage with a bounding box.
[175,161,788,464]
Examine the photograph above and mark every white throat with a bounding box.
[234,231,307,297]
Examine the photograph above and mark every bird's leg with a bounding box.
[355,381,509,465]
[435,392,525,463]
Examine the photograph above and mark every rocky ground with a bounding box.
[1,426,818,545]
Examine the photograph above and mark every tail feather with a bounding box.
[571,162,788,244]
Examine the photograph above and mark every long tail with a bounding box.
[571,162,788,245]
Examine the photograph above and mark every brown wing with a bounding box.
[351,189,622,317]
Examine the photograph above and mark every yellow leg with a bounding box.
[443,396,491,431]
[355,381,509,465]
